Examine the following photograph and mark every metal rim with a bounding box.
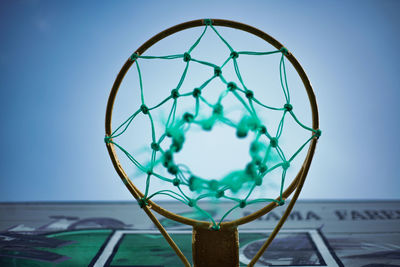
[105,18,319,228]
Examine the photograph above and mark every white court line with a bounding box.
[309,229,339,267]
[93,230,192,267]
[94,229,340,267]
[238,229,339,267]
[93,231,124,267]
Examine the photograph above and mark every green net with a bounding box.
[105,20,321,230]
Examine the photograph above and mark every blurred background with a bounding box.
[0,0,399,201]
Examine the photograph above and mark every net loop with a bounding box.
[138,197,149,208]
[130,52,139,61]
[280,47,289,55]
[314,129,322,138]
[204,18,213,25]
[104,135,112,144]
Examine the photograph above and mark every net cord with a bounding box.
[106,21,319,228]
[105,18,320,267]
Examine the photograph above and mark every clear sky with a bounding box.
[0,0,399,201]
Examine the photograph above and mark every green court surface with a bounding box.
[0,230,333,267]
[1,201,399,266]
[0,230,112,267]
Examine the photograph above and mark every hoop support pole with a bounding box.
[192,225,239,267]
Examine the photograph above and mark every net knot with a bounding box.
[213,103,223,115]
[209,180,219,191]
[250,141,261,153]
[282,161,290,170]
[255,177,263,186]
[146,169,153,175]
[204,19,213,25]
[216,190,224,198]
[214,66,222,76]
[130,52,139,61]
[201,118,214,131]
[259,125,267,134]
[138,197,148,208]
[183,52,191,62]
[162,150,173,167]
[245,162,257,178]
[192,88,201,98]
[236,116,252,138]
[166,129,184,153]
[188,199,195,207]
[150,142,160,151]
[315,129,322,138]
[270,137,278,148]
[259,164,267,173]
[227,82,237,91]
[171,134,185,152]
[284,103,293,112]
[239,200,247,208]
[245,90,254,99]
[278,199,285,206]
[211,224,220,231]
[183,112,194,123]
[230,51,239,59]
[188,176,196,191]
[280,47,289,55]
[236,128,248,138]
[167,164,179,175]
[140,104,149,114]
[171,89,180,99]
[172,178,180,186]
[104,135,112,144]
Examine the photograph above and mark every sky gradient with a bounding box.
[0,0,399,201]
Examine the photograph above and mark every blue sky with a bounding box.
[0,0,399,201]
